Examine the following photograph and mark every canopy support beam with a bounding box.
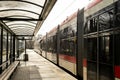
[0,17,43,21]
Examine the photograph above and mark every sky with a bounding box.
[36,0,91,36]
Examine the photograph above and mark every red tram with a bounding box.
[40,0,120,80]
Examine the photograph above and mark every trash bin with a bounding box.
[23,54,28,61]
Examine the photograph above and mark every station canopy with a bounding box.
[0,0,56,40]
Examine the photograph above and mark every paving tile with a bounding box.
[40,73,59,78]
[10,49,77,80]
[42,77,61,80]
[30,74,41,79]
[30,79,42,80]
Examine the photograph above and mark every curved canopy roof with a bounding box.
[0,0,56,39]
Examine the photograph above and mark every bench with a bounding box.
[0,61,20,80]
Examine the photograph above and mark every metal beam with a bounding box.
[4,15,36,20]
[0,21,15,35]
[0,0,43,8]
[4,21,37,25]
[10,26,35,29]
[18,38,32,40]
[0,9,40,16]
[0,17,42,21]
[7,24,36,28]
[15,35,34,37]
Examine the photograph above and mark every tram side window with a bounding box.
[42,41,46,51]
[116,13,120,27]
[87,62,97,80]
[63,27,68,38]
[84,22,88,34]
[114,34,120,66]
[87,18,97,33]
[69,39,76,56]
[98,10,114,31]
[53,35,57,53]
[99,36,114,80]
[61,39,69,55]
[47,38,51,52]
[116,0,120,27]
[99,36,113,64]
[87,37,97,61]
[47,38,52,52]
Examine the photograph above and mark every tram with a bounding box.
[39,0,120,80]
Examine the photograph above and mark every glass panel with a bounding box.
[4,21,37,25]
[0,1,42,13]
[2,29,7,62]
[8,33,11,66]
[10,35,13,63]
[87,62,97,80]
[41,38,46,51]
[0,11,39,19]
[60,22,77,56]
[4,21,37,36]
[114,34,120,65]
[87,37,97,61]
[116,0,120,27]
[98,10,114,31]
[11,27,35,30]
[116,14,120,27]
[8,24,35,28]
[0,1,43,19]
[15,39,17,59]
[84,22,88,34]
[99,36,113,64]
[19,40,25,54]
[46,36,53,60]
[87,18,98,33]
[99,64,114,80]
[2,29,7,70]
[0,27,1,67]
[13,29,34,35]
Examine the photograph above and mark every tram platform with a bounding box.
[10,49,77,80]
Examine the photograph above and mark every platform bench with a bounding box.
[0,61,20,80]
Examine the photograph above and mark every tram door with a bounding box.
[98,35,114,80]
[84,8,114,80]
[84,34,114,80]
[114,33,120,80]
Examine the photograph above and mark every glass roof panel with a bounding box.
[11,26,35,30]
[8,24,35,28]
[3,21,38,24]
[13,29,34,35]
[0,0,56,38]
[0,10,39,19]
[0,1,43,19]
[17,36,32,40]
[5,21,37,26]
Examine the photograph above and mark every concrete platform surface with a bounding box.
[11,49,77,80]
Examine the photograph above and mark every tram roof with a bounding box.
[0,0,56,39]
